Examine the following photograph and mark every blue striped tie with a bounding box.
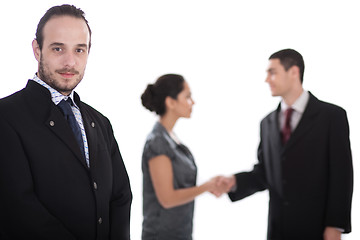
[58,99,85,159]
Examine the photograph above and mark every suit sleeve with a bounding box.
[228,126,268,201]
[325,108,353,233]
[106,121,132,240]
[0,117,76,239]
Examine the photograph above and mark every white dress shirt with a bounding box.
[279,90,310,131]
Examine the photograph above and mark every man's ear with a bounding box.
[32,39,41,62]
[289,65,300,81]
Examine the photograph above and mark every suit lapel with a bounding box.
[266,108,285,195]
[283,93,321,151]
[268,107,283,152]
[45,106,88,168]
[24,81,88,169]
[80,106,98,169]
[74,92,98,169]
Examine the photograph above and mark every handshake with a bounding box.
[206,175,236,197]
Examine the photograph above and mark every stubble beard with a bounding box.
[38,56,83,95]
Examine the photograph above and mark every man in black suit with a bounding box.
[220,49,353,240]
[0,5,132,240]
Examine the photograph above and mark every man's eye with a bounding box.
[53,47,62,52]
[76,49,85,53]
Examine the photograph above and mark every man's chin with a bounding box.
[55,80,82,94]
[53,84,78,95]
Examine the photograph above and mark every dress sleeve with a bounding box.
[144,135,174,163]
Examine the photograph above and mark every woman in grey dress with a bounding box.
[141,74,227,240]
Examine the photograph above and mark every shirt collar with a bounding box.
[281,90,309,113]
[31,74,79,109]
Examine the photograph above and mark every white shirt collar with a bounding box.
[31,74,78,109]
[281,90,309,114]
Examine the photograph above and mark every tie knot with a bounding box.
[285,108,294,123]
[285,108,294,117]
[65,98,74,106]
[285,108,294,124]
[58,99,74,117]
[282,108,294,144]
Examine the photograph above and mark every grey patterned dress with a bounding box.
[142,122,197,240]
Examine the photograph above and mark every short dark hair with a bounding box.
[269,49,305,83]
[35,4,92,51]
[141,74,185,116]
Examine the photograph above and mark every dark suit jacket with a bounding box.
[229,93,353,240]
[0,81,132,240]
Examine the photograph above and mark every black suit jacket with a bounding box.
[229,93,353,240]
[0,81,132,240]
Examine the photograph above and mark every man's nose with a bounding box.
[265,74,270,83]
[63,52,76,67]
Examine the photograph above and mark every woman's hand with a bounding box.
[208,175,236,197]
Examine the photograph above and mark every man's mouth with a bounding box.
[59,72,75,78]
[56,69,79,78]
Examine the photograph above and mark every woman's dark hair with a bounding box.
[141,74,185,116]
[35,4,92,51]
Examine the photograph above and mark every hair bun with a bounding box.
[141,74,185,116]
[141,84,156,112]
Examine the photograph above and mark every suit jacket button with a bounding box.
[91,122,95,128]
[98,217,102,224]
[93,182,98,190]
[49,121,55,126]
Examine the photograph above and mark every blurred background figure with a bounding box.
[141,74,228,240]
[220,49,353,240]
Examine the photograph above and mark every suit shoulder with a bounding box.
[0,88,26,111]
[263,110,276,119]
[80,102,106,117]
[79,101,112,126]
[317,99,347,116]
[260,109,277,124]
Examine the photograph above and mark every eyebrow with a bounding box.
[49,42,64,47]
[49,42,88,49]
[76,44,88,49]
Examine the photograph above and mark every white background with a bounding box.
[0,0,359,239]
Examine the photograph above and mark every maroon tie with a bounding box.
[282,108,294,144]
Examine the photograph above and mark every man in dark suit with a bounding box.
[221,49,353,240]
[0,5,132,240]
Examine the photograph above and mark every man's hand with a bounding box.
[324,227,341,240]
[210,175,236,197]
